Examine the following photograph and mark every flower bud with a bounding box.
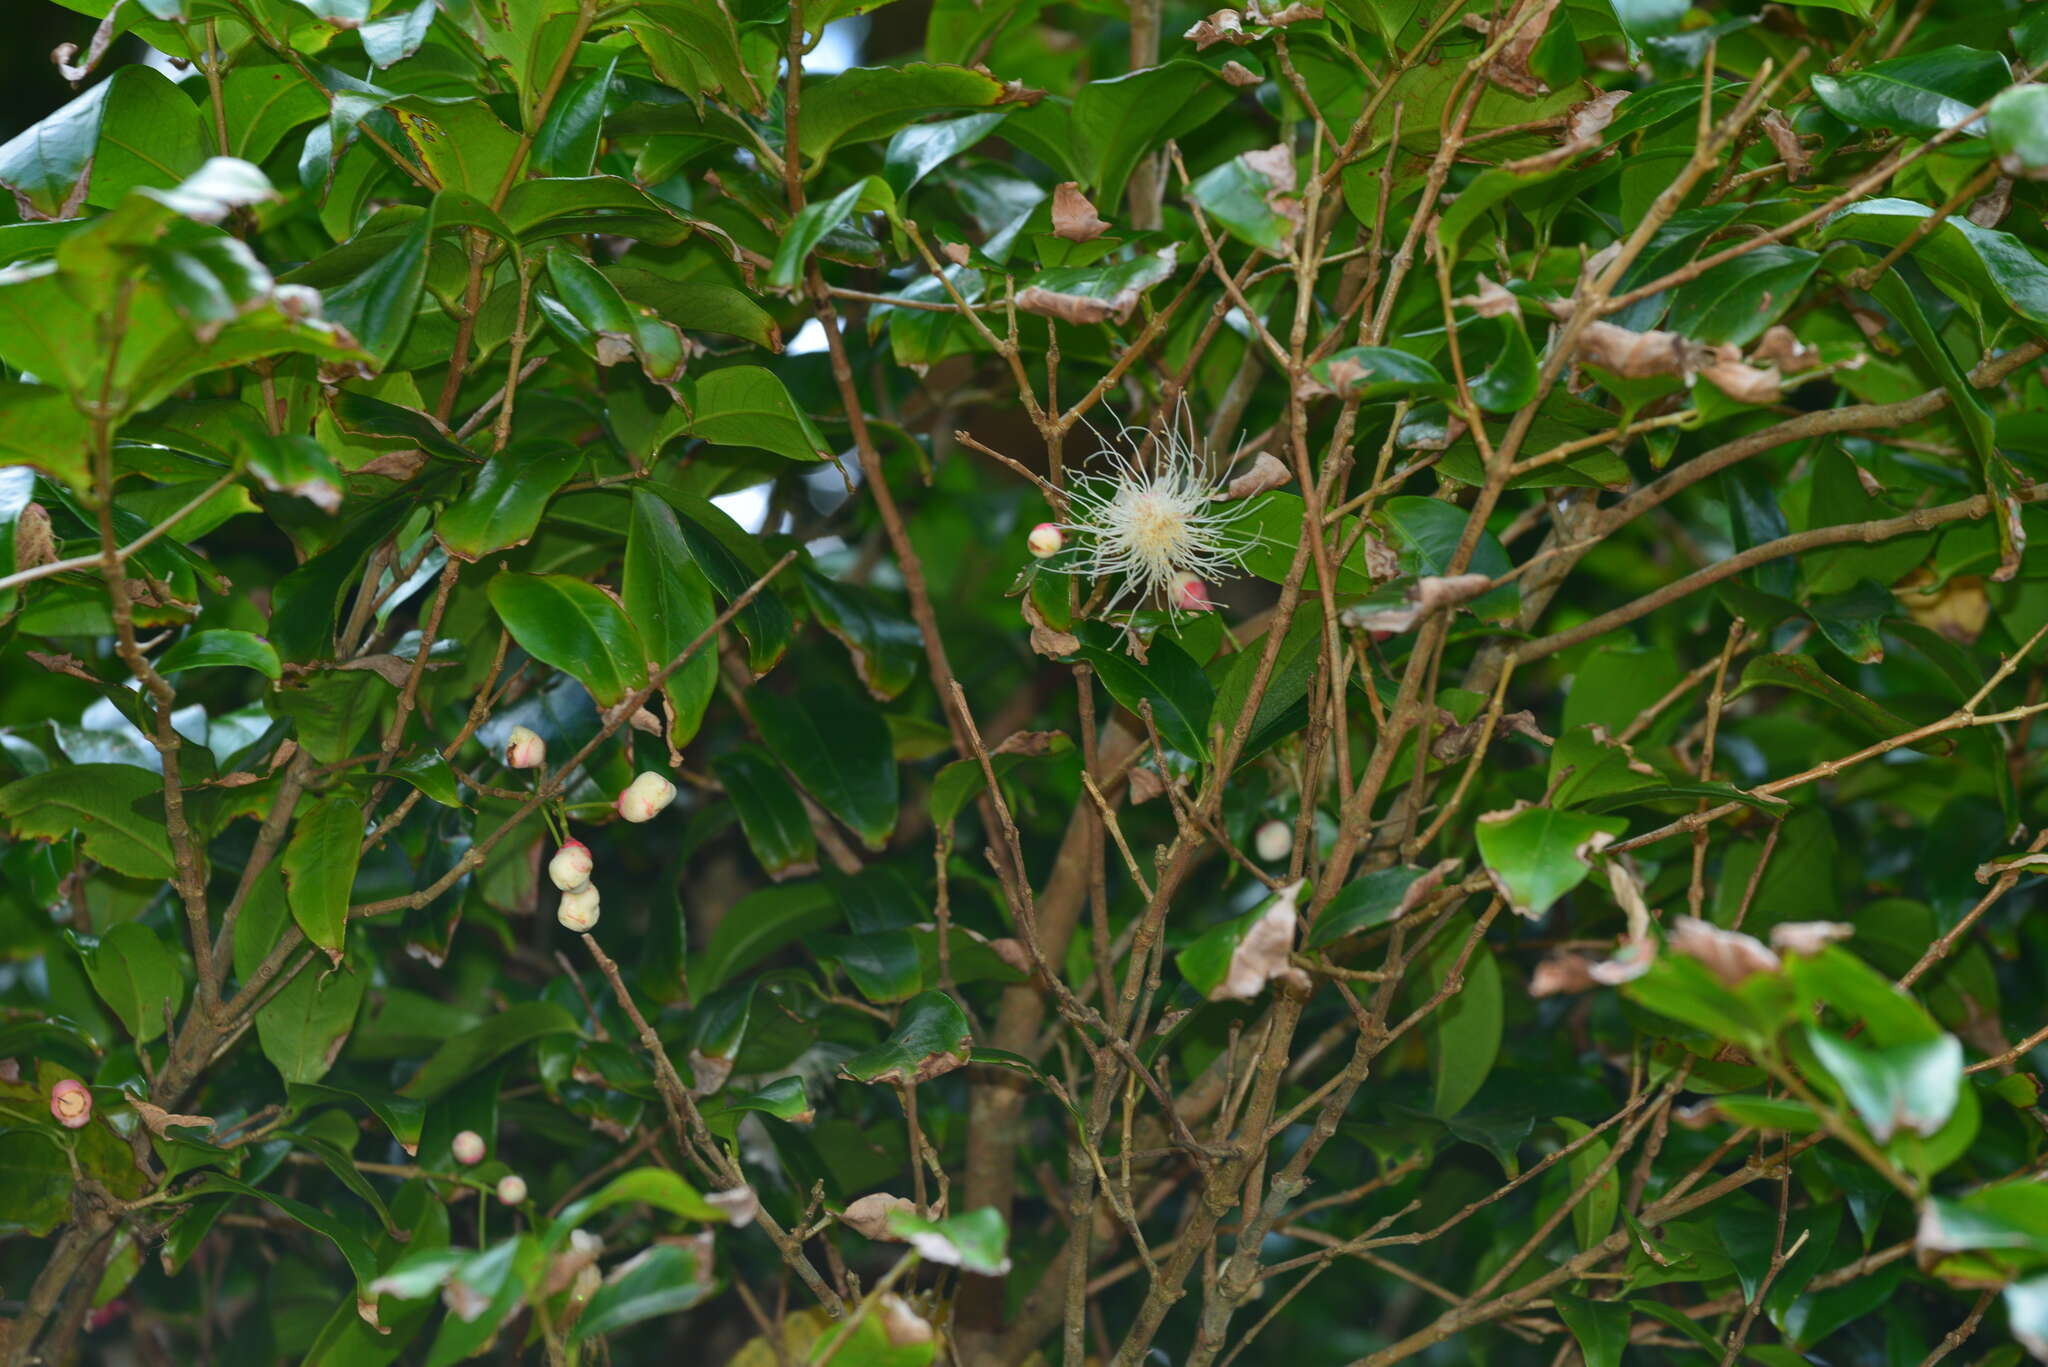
[1254,819,1293,862]
[452,1130,486,1166]
[616,771,677,823]
[557,884,600,934]
[1027,523,1064,558]
[548,840,593,892]
[497,1173,528,1206]
[505,725,546,770]
[1170,571,1215,612]
[50,1078,91,1129]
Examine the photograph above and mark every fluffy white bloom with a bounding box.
[1049,417,1255,615]
[504,725,546,770]
[452,1130,486,1165]
[548,840,593,892]
[496,1174,528,1206]
[557,884,600,933]
[1254,819,1293,862]
[616,771,677,823]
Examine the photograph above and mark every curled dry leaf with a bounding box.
[1505,90,1626,173]
[989,936,1034,975]
[1667,915,1780,986]
[687,1049,735,1096]
[1968,175,2013,228]
[941,241,972,266]
[1760,109,1810,182]
[1589,935,1656,985]
[993,729,1066,757]
[1574,321,1703,380]
[1530,952,1598,996]
[628,706,663,736]
[1128,762,1168,804]
[1453,277,1520,319]
[1607,856,1651,943]
[1051,182,1111,242]
[1212,880,1312,1002]
[13,502,55,573]
[1184,8,1247,47]
[1342,573,1496,635]
[544,1229,605,1297]
[1698,346,1783,405]
[1750,325,1821,374]
[1482,0,1561,96]
[1975,852,2048,884]
[877,1294,936,1348]
[1219,60,1261,87]
[357,447,430,481]
[1768,920,1854,956]
[1360,533,1402,582]
[841,1192,919,1239]
[707,1185,760,1228]
[1215,452,1292,501]
[129,1099,215,1139]
[1016,284,1139,326]
[1431,709,1553,763]
[1021,597,1080,658]
[1241,144,1296,193]
[1247,0,1322,24]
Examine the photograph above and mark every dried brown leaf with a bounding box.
[129,1099,215,1139]
[1184,8,1248,47]
[993,728,1066,757]
[1768,921,1854,957]
[1215,452,1292,501]
[1668,915,1780,986]
[840,1192,918,1239]
[1219,60,1261,87]
[1452,277,1520,318]
[1051,182,1111,242]
[1750,324,1821,373]
[1760,109,1809,182]
[1211,880,1311,1001]
[1482,0,1561,96]
[1575,321,1701,379]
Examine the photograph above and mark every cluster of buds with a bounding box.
[550,837,601,934]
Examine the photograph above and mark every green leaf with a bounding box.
[282,795,363,961]
[1015,248,1178,326]
[1552,1292,1628,1367]
[157,630,283,681]
[1730,652,1939,750]
[1466,315,1538,413]
[686,365,833,461]
[487,572,649,709]
[1305,865,1442,950]
[606,267,780,348]
[531,53,617,180]
[0,763,174,880]
[711,745,818,880]
[1806,1027,1963,1142]
[1667,247,1820,347]
[1175,881,1304,1002]
[1810,46,2009,138]
[800,566,923,701]
[702,1076,813,1137]
[1063,61,1235,209]
[257,956,368,1084]
[0,386,94,491]
[1556,1115,1619,1247]
[769,176,891,289]
[639,487,793,673]
[816,931,923,1004]
[692,882,836,995]
[568,1242,714,1344]
[1990,84,2048,176]
[90,67,208,208]
[751,687,900,850]
[0,79,110,220]
[1076,627,1215,760]
[73,922,183,1043]
[399,1000,581,1099]
[185,1174,380,1297]
[501,175,696,244]
[323,201,436,369]
[1419,912,1502,1118]
[886,1206,1012,1274]
[797,64,1007,167]
[1475,805,1628,919]
[1189,147,1298,254]
[555,1166,723,1236]
[0,1131,72,1237]
[1821,198,2048,331]
[884,111,1008,196]
[928,731,1074,829]
[839,990,973,1084]
[436,444,583,561]
[623,491,719,747]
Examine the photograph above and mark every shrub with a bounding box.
[2,0,2048,1364]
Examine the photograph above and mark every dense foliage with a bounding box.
[6,0,2048,1362]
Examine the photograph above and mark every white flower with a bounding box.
[557,884,600,933]
[496,1174,528,1206]
[1254,819,1293,862]
[504,725,546,770]
[1027,522,1064,557]
[1049,416,1255,615]
[548,840,593,892]
[616,771,677,823]
[452,1130,486,1165]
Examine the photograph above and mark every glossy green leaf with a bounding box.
[399,1001,581,1100]
[1075,627,1215,760]
[752,686,899,849]
[797,64,1007,167]
[436,445,583,561]
[1305,865,1442,950]
[569,1242,715,1344]
[800,566,923,700]
[282,794,363,960]
[840,990,973,1084]
[712,745,818,880]
[1810,46,2008,138]
[686,366,833,462]
[487,572,648,709]
[73,922,183,1043]
[256,955,368,1085]
[1806,1027,1963,1142]
[0,763,174,880]
[1474,805,1628,919]
[157,629,283,680]
[887,1206,1012,1274]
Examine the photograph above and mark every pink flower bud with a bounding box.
[496,1174,528,1206]
[1027,523,1064,558]
[548,840,593,892]
[616,771,677,823]
[1254,819,1293,862]
[557,884,600,933]
[505,725,546,770]
[452,1130,486,1166]
[50,1079,91,1129]
[1170,571,1215,612]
